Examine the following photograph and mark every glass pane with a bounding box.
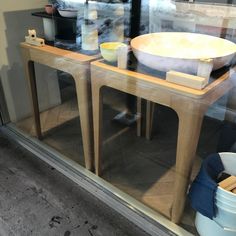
[1,0,236,235]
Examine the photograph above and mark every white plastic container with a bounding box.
[195,152,236,236]
[196,213,236,236]
[216,193,236,207]
[217,187,236,198]
[219,153,236,175]
[214,205,236,230]
[215,197,236,211]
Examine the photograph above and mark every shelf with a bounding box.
[32,12,77,21]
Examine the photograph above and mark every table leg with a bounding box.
[146,101,155,140]
[171,110,204,223]
[27,61,42,139]
[75,75,94,171]
[225,87,236,123]
[137,97,142,137]
[92,84,103,176]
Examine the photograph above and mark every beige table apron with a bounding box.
[90,59,236,223]
[20,42,98,171]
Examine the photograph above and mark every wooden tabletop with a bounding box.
[20,42,100,65]
[91,59,235,100]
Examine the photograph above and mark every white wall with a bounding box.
[0,0,48,70]
[0,0,61,122]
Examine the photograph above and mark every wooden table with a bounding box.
[20,42,98,171]
[91,59,236,223]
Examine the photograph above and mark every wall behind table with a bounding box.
[0,0,61,123]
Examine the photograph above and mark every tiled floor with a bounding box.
[15,85,223,234]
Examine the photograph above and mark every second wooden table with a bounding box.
[91,59,235,223]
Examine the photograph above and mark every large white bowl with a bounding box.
[131,32,236,74]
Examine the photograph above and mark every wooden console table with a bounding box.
[20,42,98,171]
[91,59,236,223]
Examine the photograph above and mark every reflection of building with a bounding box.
[0,1,61,122]
[149,1,236,42]
[149,0,236,121]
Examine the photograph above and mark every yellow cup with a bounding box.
[100,42,127,62]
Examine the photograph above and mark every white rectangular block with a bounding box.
[166,70,208,90]
[197,58,213,83]
[117,45,128,69]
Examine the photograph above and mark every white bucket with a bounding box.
[216,188,236,209]
[215,197,236,211]
[196,213,236,236]
[195,153,236,236]
[217,186,236,199]
[219,153,236,176]
[214,204,236,230]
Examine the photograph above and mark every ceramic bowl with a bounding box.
[100,42,127,62]
[131,32,236,74]
[58,9,78,18]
